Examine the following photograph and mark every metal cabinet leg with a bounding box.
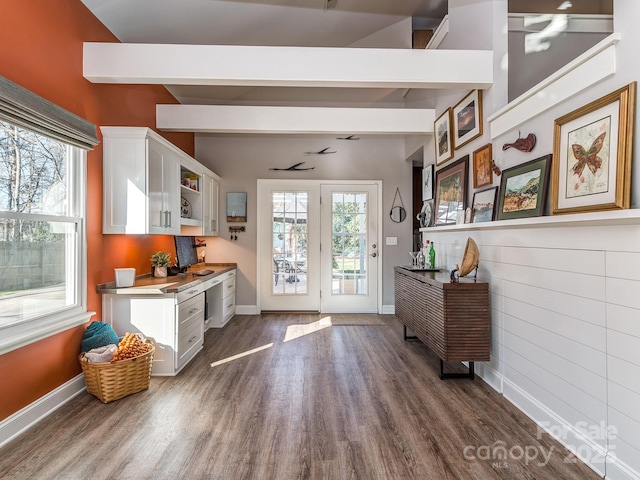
[403,325,418,340]
[439,360,475,380]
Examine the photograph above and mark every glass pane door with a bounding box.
[331,192,368,295]
[272,191,307,295]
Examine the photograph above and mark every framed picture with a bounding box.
[434,108,454,165]
[551,82,636,214]
[453,90,483,150]
[471,186,498,223]
[472,143,493,188]
[497,155,551,221]
[227,192,247,222]
[422,165,434,201]
[434,155,469,226]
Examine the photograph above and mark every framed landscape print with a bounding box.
[472,143,493,188]
[434,155,469,226]
[434,108,454,165]
[453,90,483,150]
[551,82,636,214]
[471,186,498,223]
[422,165,434,201]
[497,155,551,221]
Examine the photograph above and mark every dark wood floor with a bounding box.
[0,314,600,480]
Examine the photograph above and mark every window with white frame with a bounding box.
[0,76,98,354]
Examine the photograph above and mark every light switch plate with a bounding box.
[385,236,398,246]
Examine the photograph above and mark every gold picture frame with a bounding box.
[434,108,454,165]
[551,82,636,215]
[453,90,483,150]
[472,143,493,188]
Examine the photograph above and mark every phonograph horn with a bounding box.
[459,237,479,277]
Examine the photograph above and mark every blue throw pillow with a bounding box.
[81,321,119,353]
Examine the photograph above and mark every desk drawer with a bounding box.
[177,285,203,304]
[177,317,203,370]
[178,293,204,327]
[222,276,235,299]
[223,294,236,320]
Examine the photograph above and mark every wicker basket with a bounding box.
[80,341,154,403]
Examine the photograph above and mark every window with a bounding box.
[0,77,98,354]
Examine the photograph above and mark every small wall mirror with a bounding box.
[390,206,406,223]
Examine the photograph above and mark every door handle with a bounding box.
[371,252,377,257]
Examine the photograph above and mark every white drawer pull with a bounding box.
[227,284,233,289]
[188,308,200,314]
[188,335,198,343]
[227,303,233,308]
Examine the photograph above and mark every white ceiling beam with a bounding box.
[84,43,492,89]
[156,105,435,134]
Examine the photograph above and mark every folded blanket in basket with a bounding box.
[84,344,117,363]
[81,321,119,353]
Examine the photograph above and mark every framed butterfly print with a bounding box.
[552,82,636,214]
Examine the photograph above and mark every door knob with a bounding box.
[371,252,377,257]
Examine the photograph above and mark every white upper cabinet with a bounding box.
[102,126,220,236]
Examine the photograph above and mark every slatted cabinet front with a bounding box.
[394,267,490,364]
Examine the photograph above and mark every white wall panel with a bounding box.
[608,356,640,397]
[420,216,640,478]
[503,297,606,351]
[502,281,605,327]
[608,304,640,337]
[503,363,606,447]
[608,330,640,367]
[608,409,640,465]
[607,278,640,310]
[501,264,606,301]
[503,328,606,400]
[609,382,640,425]
[502,246,604,276]
[607,251,640,281]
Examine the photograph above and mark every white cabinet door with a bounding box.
[202,173,220,236]
[148,139,180,235]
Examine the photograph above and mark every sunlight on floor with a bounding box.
[283,316,333,342]
[210,343,274,367]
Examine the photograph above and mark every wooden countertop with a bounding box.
[394,265,487,288]
[97,263,237,295]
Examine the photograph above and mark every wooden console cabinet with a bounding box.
[394,266,490,379]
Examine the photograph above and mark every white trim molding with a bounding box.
[426,14,449,50]
[488,33,620,139]
[157,105,435,135]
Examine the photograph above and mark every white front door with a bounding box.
[319,184,379,313]
[258,180,380,313]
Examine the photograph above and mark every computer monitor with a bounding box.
[174,236,198,272]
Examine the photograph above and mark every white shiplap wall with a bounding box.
[421,215,640,479]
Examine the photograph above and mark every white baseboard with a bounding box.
[503,378,607,478]
[476,363,503,394]
[381,304,395,315]
[0,374,85,448]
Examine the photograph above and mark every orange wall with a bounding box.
[0,0,195,420]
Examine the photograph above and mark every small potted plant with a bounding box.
[150,251,171,278]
